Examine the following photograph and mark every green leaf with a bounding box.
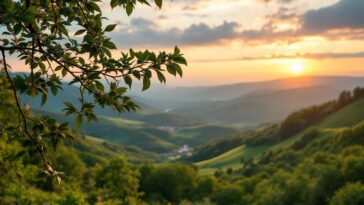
[124,75,132,88]
[95,81,104,92]
[103,47,112,58]
[173,56,188,66]
[13,24,22,35]
[110,0,118,8]
[31,62,37,69]
[76,114,83,128]
[105,24,117,32]
[173,63,183,77]
[103,41,117,49]
[62,68,67,77]
[156,71,166,84]
[39,62,46,70]
[155,0,162,8]
[167,64,176,76]
[63,101,74,108]
[174,46,180,54]
[126,3,134,16]
[41,94,48,106]
[79,57,85,64]
[142,77,151,91]
[132,71,141,80]
[145,69,152,78]
[50,85,58,96]
[75,29,86,35]
[90,2,101,12]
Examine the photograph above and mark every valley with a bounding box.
[4,72,364,205]
[19,73,364,158]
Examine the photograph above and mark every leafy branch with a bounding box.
[0,0,187,180]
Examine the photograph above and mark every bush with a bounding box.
[330,183,364,205]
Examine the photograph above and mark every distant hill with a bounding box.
[133,76,364,106]
[130,76,364,125]
[174,85,340,124]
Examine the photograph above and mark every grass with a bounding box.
[195,130,305,174]
[102,116,146,127]
[85,135,106,143]
[318,98,364,128]
[196,145,269,169]
[196,127,341,174]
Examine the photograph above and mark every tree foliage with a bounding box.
[280,88,364,139]
[140,163,198,203]
[96,157,140,202]
[0,0,186,176]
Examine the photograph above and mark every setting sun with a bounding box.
[291,62,304,75]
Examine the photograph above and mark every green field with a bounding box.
[195,133,304,174]
[196,145,269,174]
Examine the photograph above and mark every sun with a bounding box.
[291,62,304,75]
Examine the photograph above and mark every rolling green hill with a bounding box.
[64,132,159,166]
[194,91,364,174]
[135,76,364,104]
[175,86,340,124]
[195,128,340,174]
[33,109,178,153]
[318,98,364,128]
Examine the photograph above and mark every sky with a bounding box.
[10,0,364,86]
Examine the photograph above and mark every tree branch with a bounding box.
[1,48,51,172]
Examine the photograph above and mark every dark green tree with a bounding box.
[96,157,140,203]
[330,183,364,205]
[140,163,197,203]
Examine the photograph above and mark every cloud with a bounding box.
[194,51,364,62]
[111,18,239,48]
[245,52,364,60]
[173,0,242,11]
[181,22,238,44]
[301,0,364,34]
[258,0,295,4]
[236,0,364,44]
[108,0,364,48]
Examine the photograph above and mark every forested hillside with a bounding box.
[185,87,364,173]
[3,71,364,204]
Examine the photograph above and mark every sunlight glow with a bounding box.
[291,62,304,75]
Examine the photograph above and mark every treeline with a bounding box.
[280,87,364,139]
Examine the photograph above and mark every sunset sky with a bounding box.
[10,0,364,86]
